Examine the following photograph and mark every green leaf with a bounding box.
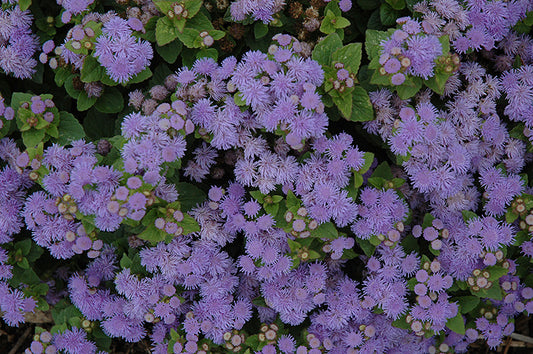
[351,173,362,192]
[312,33,343,66]
[357,0,380,10]
[286,190,301,210]
[425,72,450,95]
[54,68,71,87]
[287,238,300,253]
[196,48,218,60]
[334,17,350,29]
[392,315,411,329]
[472,282,503,300]
[505,210,519,224]
[184,0,203,18]
[15,239,32,255]
[264,203,279,218]
[77,91,97,111]
[254,22,268,39]
[386,0,405,10]
[422,213,435,228]
[438,35,450,54]
[19,0,31,11]
[332,43,362,75]
[22,129,45,148]
[52,304,83,326]
[180,213,200,235]
[95,87,124,114]
[18,257,30,269]
[324,1,342,16]
[368,177,385,189]
[401,234,419,253]
[177,27,201,48]
[309,222,338,239]
[446,312,465,335]
[84,108,114,139]
[396,77,423,100]
[371,161,393,179]
[92,327,112,351]
[100,72,119,86]
[153,0,173,13]
[26,243,43,262]
[405,0,420,10]
[33,283,49,296]
[320,10,337,34]
[380,3,399,26]
[330,90,353,119]
[461,210,478,222]
[351,86,374,122]
[355,237,376,257]
[272,195,283,203]
[457,296,480,314]
[342,248,358,260]
[156,40,183,64]
[120,254,133,269]
[370,68,392,85]
[156,17,179,46]
[56,111,86,145]
[64,76,81,99]
[128,67,153,84]
[485,266,509,281]
[80,55,104,83]
[245,334,260,349]
[176,182,206,211]
[210,30,225,40]
[185,11,214,31]
[308,250,321,260]
[138,223,166,243]
[234,91,246,107]
[365,29,391,61]
[250,190,265,203]
[357,152,375,174]
[369,235,382,246]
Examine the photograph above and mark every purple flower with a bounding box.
[0,7,38,78]
[53,327,97,353]
[94,16,153,84]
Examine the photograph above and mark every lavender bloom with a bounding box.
[230,0,285,23]
[0,283,36,326]
[351,188,407,240]
[57,0,94,23]
[0,6,38,78]
[379,17,443,84]
[94,16,153,83]
[53,327,97,354]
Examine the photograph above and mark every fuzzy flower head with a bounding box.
[378,17,451,85]
[94,16,153,84]
[0,6,38,79]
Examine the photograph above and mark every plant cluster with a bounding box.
[1,0,533,353]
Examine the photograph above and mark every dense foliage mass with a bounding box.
[1,0,533,353]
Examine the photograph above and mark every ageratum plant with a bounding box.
[1,0,533,353]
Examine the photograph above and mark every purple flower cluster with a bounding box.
[501,65,533,138]
[379,17,443,84]
[413,0,531,53]
[230,0,285,23]
[23,141,119,257]
[351,187,408,242]
[0,5,38,79]
[0,142,36,327]
[121,103,187,177]
[94,15,153,83]
[58,0,95,23]
[3,0,533,348]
